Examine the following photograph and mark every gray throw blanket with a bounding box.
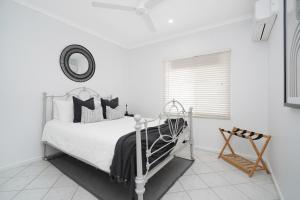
[109,118,186,196]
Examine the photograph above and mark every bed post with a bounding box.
[42,92,48,160]
[134,115,145,200]
[42,92,47,130]
[189,107,195,160]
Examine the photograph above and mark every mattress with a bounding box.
[42,117,158,173]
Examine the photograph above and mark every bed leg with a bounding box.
[43,143,48,161]
[135,177,145,200]
[42,93,48,161]
[189,107,195,160]
[134,115,145,200]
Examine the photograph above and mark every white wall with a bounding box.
[0,0,128,168]
[127,20,269,155]
[267,0,300,199]
[1,1,297,198]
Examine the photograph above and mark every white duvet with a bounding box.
[42,117,158,173]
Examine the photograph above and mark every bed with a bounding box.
[41,87,194,200]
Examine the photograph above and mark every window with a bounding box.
[164,50,231,119]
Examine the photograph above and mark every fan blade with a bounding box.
[144,0,165,9]
[141,14,156,32]
[92,2,136,11]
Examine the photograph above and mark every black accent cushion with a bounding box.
[101,97,119,119]
[73,97,95,123]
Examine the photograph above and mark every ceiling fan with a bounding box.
[92,0,166,32]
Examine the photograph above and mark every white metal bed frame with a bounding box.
[42,87,194,200]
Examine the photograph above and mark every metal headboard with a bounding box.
[42,87,109,127]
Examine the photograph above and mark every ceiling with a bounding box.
[14,0,254,49]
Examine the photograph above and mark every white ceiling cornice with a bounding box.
[12,0,127,49]
[13,0,253,50]
[128,15,253,49]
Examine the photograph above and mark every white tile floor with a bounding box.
[0,149,280,200]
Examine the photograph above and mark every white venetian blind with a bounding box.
[165,50,231,119]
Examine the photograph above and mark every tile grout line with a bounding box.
[183,155,253,200]
[39,164,82,200]
[171,154,241,199]
[184,190,195,200]
[0,164,30,188]
[206,161,274,200]
[232,183,255,200]
[2,151,279,200]
[177,180,192,200]
[41,165,65,200]
[171,151,279,200]
[178,165,222,200]
[195,173,224,200]
[70,185,80,200]
[200,169,252,200]
[10,161,52,200]
[233,181,279,200]
[0,163,35,199]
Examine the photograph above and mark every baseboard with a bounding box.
[0,156,42,171]
[195,146,285,200]
[266,159,285,200]
[194,146,219,154]
[194,146,258,160]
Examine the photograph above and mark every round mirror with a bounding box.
[60,45,95,82]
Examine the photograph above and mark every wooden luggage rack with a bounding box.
[218,127,271,177]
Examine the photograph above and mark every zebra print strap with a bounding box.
[220,128,265,141]
[253,134,263,140]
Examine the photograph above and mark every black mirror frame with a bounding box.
[60,44,95,82]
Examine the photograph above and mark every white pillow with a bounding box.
[53,100,74,122]
[94,100,101,108]
[106,105,125,120]
[81,105,104,123]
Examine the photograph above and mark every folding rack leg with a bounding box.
[249,138,270,174]
[248,136,271,177]
[218,129,235,158]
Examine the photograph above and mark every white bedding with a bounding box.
[42,117,159,173]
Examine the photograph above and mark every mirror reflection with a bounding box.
[68,53,89,74]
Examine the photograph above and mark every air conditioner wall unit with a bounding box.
[252,0,278,41]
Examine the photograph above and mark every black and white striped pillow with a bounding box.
[106,105,125,120]
[81,105,104,123]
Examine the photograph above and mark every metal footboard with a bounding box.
[134,100,194,200]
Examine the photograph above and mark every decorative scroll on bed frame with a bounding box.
[42,87,194,200]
